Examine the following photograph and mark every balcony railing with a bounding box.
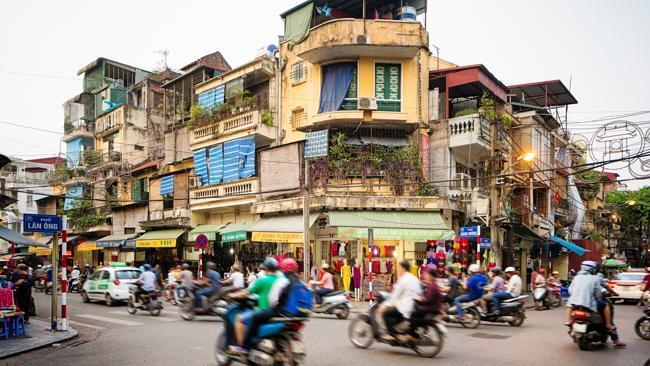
[64,120,95,136]
[190,110,274,146]
[190,178,258,202]
[95,107,125,135]
[448,114,492,162]
[291,19,428,63]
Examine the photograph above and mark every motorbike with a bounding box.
[479,295,528,327]
[33,277,47,292]
[568,302,612,350]
[68,278,83,293]
[534,285,561,309]
[310,285,351,319]
[126,285,163,316]
[176,284,230,321]
[634,305,650,340]
[348,291,446,358]
[442,300,482,328]
[214,295,308,366]
[164,282,179,305]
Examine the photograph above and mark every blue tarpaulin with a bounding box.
[208,145,224,185]
[222,140,240,183]
[160,175,174,195]
[238,136,255,179]
[192,149,208,185]
[318,63,356,113]
[550,235,587,256]
[197,85,225,110]
[66,137,83,166]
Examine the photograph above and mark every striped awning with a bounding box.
[250,214,318,244]
[188,224,226,242]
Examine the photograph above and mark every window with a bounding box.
[375,63,401,111]
[291,108,307,129]
[134,145,144,151]
[100,271,111,280]
[291,62,306,85]
[163,194,174,210]
[124,227,136,234]
[341,67,358,110]
[225,77,244,100]
[26,190,33,207]
[108,139,114,153]
[116,270,140,280]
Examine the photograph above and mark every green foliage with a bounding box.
[190,104,204,121]
[261,110,274,127]
[64,198,107,230]
[83,149,103,167]
[454,108,478,118]
[479,91,498,120]
[606,187,650,232]
[64,120,73,133]
[51,164,71,182]
[578,170,602,199]
[585,229,605,242]
[499,113,513,127]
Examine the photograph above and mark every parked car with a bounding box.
[609,271,649,303]
[81,263,141,306]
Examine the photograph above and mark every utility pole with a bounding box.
[50,232,59,331]
[302,159,310,281]
[489,120,500,266]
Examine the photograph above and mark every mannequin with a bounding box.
[338,241,347,257]
[352,259,361,302]
[340,259,351,292]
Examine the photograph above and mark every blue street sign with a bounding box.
[195,233,209,250]
[480,237,491,249]
[23,214,62,234]
[460,226,480,238]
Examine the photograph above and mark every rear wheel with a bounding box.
[275,338,294,366]
[348,319,374,349]
[461,308,481,329]
[179,302,196,321]
[635,317,650,340]
[336,305,350,320]
[149,300,162,316]
[577,336,592,351]
[508,310,525,327]
[213,333,232,366]
[127,299,137,314]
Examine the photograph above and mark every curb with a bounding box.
[0,319,79,360]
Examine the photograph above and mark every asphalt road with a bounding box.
[3,292,649,366]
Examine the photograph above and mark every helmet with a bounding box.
[538,268,546,275]
[143,264,152,271]
[37,265,42,268]
[262,257,279,271]
[445,264,456,274]
[552,271,559,276]
[580,260,599,273]
[491,266,502,275]
[468,264,480,274]
[74,266,79,270]
[181,263,190,270]
[280,258,299,273]
[505,267,516,273]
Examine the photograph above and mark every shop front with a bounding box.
[219,222,258,274]
[75,241,103,267]
[135,229,186,270]
[97,233,139,266]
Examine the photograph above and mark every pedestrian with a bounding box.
[153,264,163,288]
[10,264,33,323]
[223,265,245,289]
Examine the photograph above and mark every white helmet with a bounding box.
[468,264,480,274]
[505,267,516,273]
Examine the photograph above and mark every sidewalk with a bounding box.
[0,318,78,359]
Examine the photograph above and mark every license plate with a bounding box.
[572,323,587,333]
[291,341,306,354]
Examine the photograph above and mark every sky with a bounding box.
[0,0,649,188]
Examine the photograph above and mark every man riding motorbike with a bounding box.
[407,267,443,341]
[565,260,625,347]
[381,260,422,342]
[135,264,157,302]
[483,267,507,315]
[439,264,460,306]
[68,266,81,292]
[490,267,522,314]
[193,261,222,312]
[454,264,488,321]
[312,263,334,305]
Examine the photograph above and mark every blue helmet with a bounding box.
[143,264,152,272]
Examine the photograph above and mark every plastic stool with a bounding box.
[12,315,26,336]
[0,318,9,340]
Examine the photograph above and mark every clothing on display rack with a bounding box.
[352,264,361,289]
[338,242,347,257]
[341,264,351,292]
[385,260,393,275]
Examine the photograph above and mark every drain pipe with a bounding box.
[275,38,283,146]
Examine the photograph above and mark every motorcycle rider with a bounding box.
[69,266,81,292]
[491,267,522,314]
[179,263,194,287]
[565,260,625,347]
[454,264,488,321]
[440,264,460,306]
[81,264,92,282]
[222,264,245,289]
[33,265,45,281]
[484,267,507,314]
[408,267,443,341]
[136,264,157,302]
[312,263,334,305]
[381,260,422,342]
[193,261,222,312]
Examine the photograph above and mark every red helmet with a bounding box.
[280,258,299,273]
[538,268,546,275]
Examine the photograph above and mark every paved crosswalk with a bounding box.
[68,308,183,330]
[75,314,143,327]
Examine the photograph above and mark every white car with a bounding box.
[609,271,649,303]
[81,263,141,306]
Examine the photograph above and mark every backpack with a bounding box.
[279,280,313,317]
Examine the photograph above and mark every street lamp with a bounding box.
[518,152,536,162]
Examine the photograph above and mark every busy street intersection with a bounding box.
[2,291,648,366]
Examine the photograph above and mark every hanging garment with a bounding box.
[335,259,344,272]
[353,265,361,289]
[331,243,339,257]
[338,242,347,257]
[371,261,380,274]
[385,260,393,275]
[426,249,436,264]
[384,246,395,258]
[380,260,387,273]
[409,262,419,277]
[341,265,352,292]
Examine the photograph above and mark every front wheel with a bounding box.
[336,305,350,320]
[214,332,232,366]
[127,299,137,314]
[179,303,196,321]
[105,294,114,307]
[635,317,650,340]
[412,325,444,358]
[508,310,525,327]
[149,300,162,316]
[348,318,374,349]
[461,308,481,329]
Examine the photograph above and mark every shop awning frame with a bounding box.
[250,214,319,244]
[0,224,45,247]
[135,229,186,248]
[550,235,587,256]
[97,233,139,248]
[220,222,254,243]
[188,224,227,242]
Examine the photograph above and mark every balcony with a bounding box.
[448,114,492,162]
[190,177,258,211]
[141,207,190,229]
[190,110,274,148]
[292,19,428,64]
[63,120,95,142]
[299,110,409,132]
[95,106,125,136]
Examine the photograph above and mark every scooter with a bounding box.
[634,305,650,340]
[534,285,561,309]
[442,301,481,329]
[480,295,528,327]
[214,295,308,366]
[568,304,611,350]
[310,284,351,319]
[68,278,83,293]
[176,285,230,321]
[348,291,446,358]
[126,285,163,316]
[33,277,46,292]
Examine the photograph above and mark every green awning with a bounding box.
[220,222,254,243]
[188,224,226,242]
[329,211,454,241]
[249,214,319,233]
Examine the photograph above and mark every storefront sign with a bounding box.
[28,246,52,256]
[23,214,62,234]
[338,227,454,241]
[96,240,122,248]
[76,242,99,252]
[460,226,480,238]
[252,232,303,244]
[221,230,248,243]
[136,239,176,248]
[123,240,136,249]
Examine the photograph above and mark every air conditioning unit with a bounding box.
[358,97,378,111]
[189,176,203,188]
[356,35,371,44]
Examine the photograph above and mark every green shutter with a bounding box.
[341,67,358,110]
[375,63,401,112]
